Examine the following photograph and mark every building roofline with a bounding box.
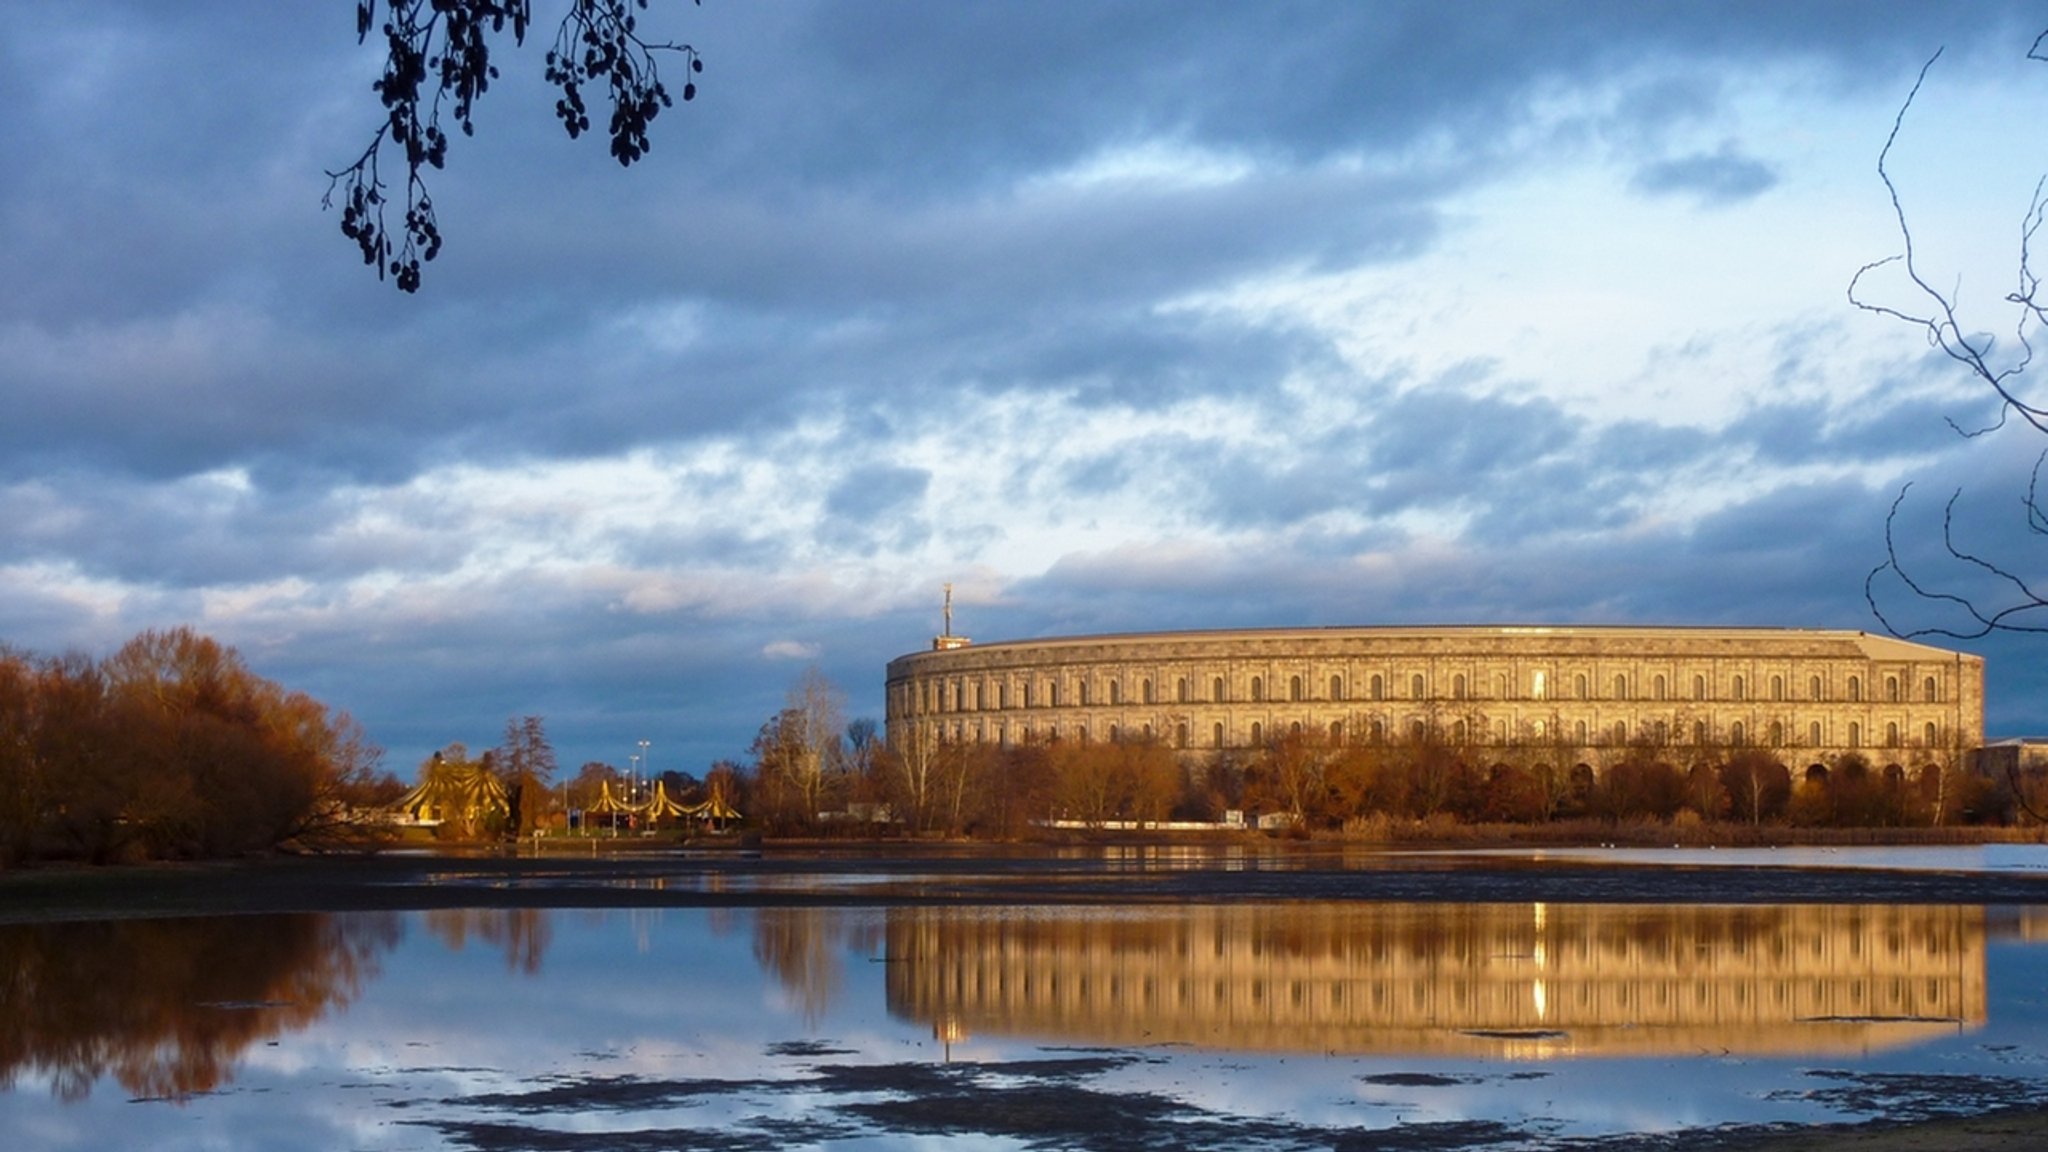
[888,624,1981,668]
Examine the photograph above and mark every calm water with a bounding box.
[5,860,2048,1149]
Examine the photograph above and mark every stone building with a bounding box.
[884,626,1984,772]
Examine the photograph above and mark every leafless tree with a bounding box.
[1852,38,2048,821]
[1852,42,2048,642]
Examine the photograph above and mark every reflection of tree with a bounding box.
[423,909,554,975]
[0,913,400,1101]
[752,909,850,1027]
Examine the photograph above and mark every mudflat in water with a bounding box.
[4,845,2048,1150]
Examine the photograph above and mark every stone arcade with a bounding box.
[885,626,1984,773]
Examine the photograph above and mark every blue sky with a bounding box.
[6,2,2048,779]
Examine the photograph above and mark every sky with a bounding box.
[6,2,2048,780]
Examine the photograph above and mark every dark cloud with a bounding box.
[1631,145,1779,205]
[821,464,932,554]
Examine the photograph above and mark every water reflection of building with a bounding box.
[885,904,1987,1059]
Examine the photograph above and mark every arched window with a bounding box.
[1371,673,1385,700]
[1453,719,1468,743]
[1886,721,1900,748]
[1411,673,1426,699]
[1532,669,1548,698]
[1574,720,1588,744]
[1214,676,1227,702]
[1575,673,1588,699]
[1923,676,1938,703]
[1771,675,1784,701]
[1810,675,1823,701]
[1809,721,1822,747]
[1049,682,1060,707]
[1653,719,1668,743]
[1108,680,1121,705]
[1613,720,1627,745]
[1290,720,1303,737]
[1693,674,1707,700]
[1212,722,1224,748]
[1142,679,1154,705]
[1078,724,1090,744]
[1331,675,1344,701]
[1289,674,1303,702]
[1080,680,1091,706]
[1411,719,1427,741]
[1769,721,1784,747]
[1251,676,1264,702]
[1177,677,1189,704]
[1499,673,1511,699]
[1370,718,1385,742]
[1849,676,1862,702]
[1613,674,1629,700]
[1453,673,1467,700]
[1108,722,1120,742]
[1694,720,1708,746]
[1924,721,1938,748]
[1330,720,1343,743]
[1654,674,1667,700]
[1731,721,1746,746]
[1732,675,1746,701]
[998,682,1008,709]
[1848,722,1862,748]
[1886,676,1901,703]
[1250,721,1264,746]
[1177,723,1189,749]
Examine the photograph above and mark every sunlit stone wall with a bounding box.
[884,627,1985,768]
[884,903,1987,1058]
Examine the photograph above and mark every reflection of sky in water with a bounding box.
[2,898,2046,1150]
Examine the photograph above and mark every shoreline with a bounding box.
[5,846,2047,1151]
[4,841,2048,923]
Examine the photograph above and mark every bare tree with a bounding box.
[1852,37,2048,822]
[328,1,703,291]
[1852,42,2048,642]
[752,667,846,827]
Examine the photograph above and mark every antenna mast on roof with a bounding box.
[933,582,971,650]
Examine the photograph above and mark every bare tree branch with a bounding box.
[323,1,702,292]
[1853,42,2048,644]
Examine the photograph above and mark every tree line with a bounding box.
[734,673,2020,836]
[0,628,398,864]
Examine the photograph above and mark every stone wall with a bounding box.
[884,626,1985,769]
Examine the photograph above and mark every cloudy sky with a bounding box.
[8,1,2048,779]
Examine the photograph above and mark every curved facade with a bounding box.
[884,626,1984,767]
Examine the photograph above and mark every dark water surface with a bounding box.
[5,847,2048,1150]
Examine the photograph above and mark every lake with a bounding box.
[4,846,2048,1150]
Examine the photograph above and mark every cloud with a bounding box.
[762,640,822,661]
[1630,144,1780,205]
[5,0,2047,778]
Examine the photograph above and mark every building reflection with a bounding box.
[0,913,402,1102]
[885,903,1988,1058]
